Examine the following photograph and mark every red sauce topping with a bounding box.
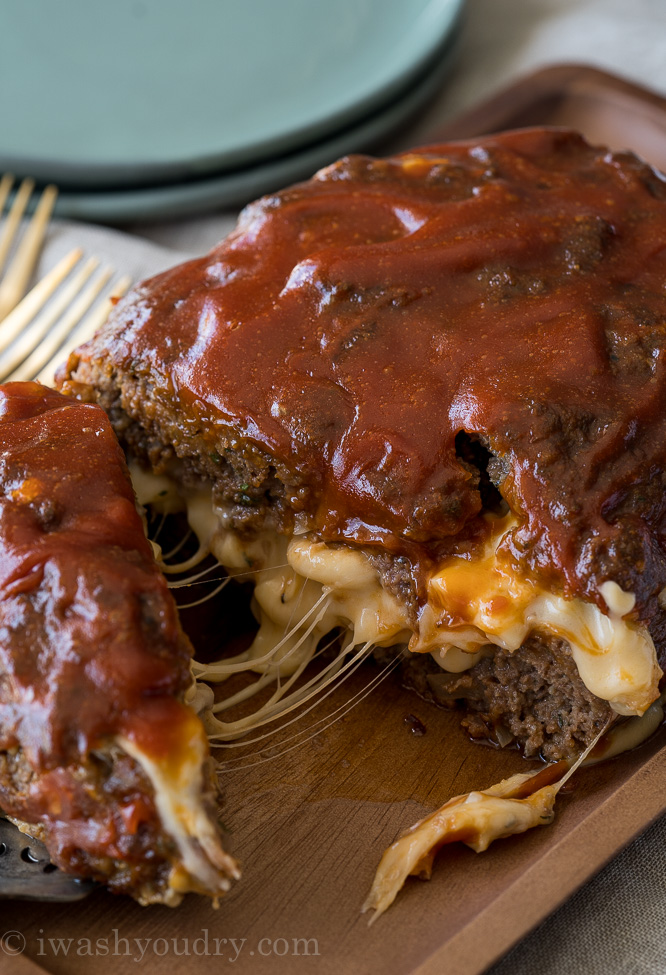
[99,129,666,617]
[0,382,193,770]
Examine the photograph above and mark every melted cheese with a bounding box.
[364,726,605,921]
[212,531,411,678]
[363,769,559,921]
[167,483,412,678]
[118,715,240,903]
[131,470,662,722]
[419,515,660,716]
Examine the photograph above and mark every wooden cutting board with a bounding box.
[431,62,666,172]
[2,662,665,975]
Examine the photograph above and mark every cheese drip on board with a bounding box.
[131,471,661,741]
[362,727,604,923]
[363,768,561,922]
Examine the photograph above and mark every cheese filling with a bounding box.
[418,515,660,716]
[118,719,240,903]
[131,470,662,730]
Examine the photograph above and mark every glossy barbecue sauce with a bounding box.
[108,129,666,621]
[0,383,194,851]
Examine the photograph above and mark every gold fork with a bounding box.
[0,175,59,322]
[0,248,131,386]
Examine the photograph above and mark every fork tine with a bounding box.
[33,275,132,384]
[72,274,132,345]
[0,248,82,357]
[34,274,132,386]
[0,174,14,218]
[0,184,58,322]
[0,256,100,381]
[0,177,35,279]
[8,264,112,383]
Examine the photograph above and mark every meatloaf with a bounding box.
[57,127,666,760]
[0,382,239,903]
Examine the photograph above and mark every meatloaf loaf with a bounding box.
[58,127,666,760]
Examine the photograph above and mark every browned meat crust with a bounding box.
[62,362,301,537]
[0,748,176,898]
[385,636,614,761]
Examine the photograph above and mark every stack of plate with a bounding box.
[0,0,464,221]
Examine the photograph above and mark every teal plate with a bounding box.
[50,34,461,223]
[1,0,464,188]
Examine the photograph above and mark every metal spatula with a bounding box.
[0,818,96,901]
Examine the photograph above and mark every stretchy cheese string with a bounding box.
[213,649,405,772]
[154,522,386,742]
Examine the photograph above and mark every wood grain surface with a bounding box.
[2,660,665,974]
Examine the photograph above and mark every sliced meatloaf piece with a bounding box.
[0,382,239,904]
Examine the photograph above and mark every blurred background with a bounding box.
[2,0,666,232]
